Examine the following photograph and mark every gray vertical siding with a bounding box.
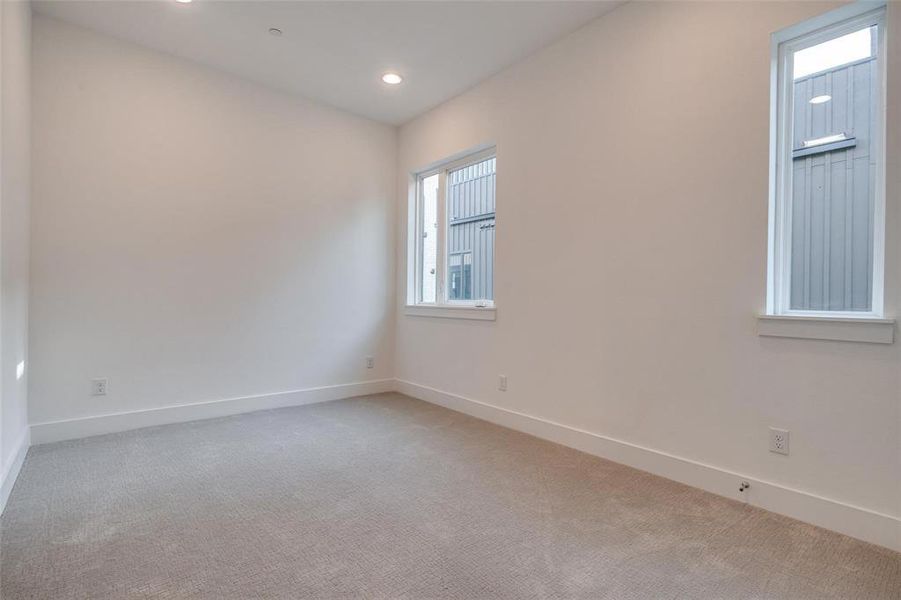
[448,157,496,301]
[790,56,876,311]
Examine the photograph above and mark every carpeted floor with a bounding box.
[1,393,899,599]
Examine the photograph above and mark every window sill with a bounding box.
[757,314,895,344]
[404,304,496,321]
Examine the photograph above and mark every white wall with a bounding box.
[29,17,396,428]
[1,0,32,509]
[396,0,900,544]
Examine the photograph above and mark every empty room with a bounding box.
[1,0,899,597]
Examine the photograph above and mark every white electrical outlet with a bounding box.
[769,427,789,455]
[498,374,507,391]
[91,378,108,396]
[366,356,374,369]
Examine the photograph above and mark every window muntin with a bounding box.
[411,149,496,307]
[769,8,885,317]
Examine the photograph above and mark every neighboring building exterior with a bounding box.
[790,29,877,311]
[447,156,496,302]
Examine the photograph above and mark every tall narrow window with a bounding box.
[410,148,496,308]
[768,5,886,317]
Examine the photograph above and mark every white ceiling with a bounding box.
[33,1,622,125]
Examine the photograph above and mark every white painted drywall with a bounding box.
[396,0,901,524]
[29,16,396,425]
[1,0,32,499]
[31,1,623,126]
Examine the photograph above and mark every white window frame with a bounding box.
[406,146,497,320]
[761,2,894,343]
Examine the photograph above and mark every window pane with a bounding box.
[789,26,877,311]
[420,174,439,303]
[446,157,495,302]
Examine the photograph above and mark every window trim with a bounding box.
[404,304,496,321]
[757,314,894,344]
[766,2,888,322]
[407,145,497,316]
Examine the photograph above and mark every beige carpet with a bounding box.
[1,392,899,599]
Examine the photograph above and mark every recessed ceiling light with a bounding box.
[268,28,282,37]
[809,94,832,104]
[381,73,403,85]
[175,0,192,4]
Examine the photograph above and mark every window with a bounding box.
[767,5,886,318]
[409,148,496,313]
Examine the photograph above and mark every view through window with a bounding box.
[412,151,496,306]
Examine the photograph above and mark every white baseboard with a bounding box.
[395,379,901,553]
[30,379,395,445]
[0,428,31,515]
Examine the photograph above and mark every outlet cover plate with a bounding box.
[769,427,790,455]
[91,378,108,396]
